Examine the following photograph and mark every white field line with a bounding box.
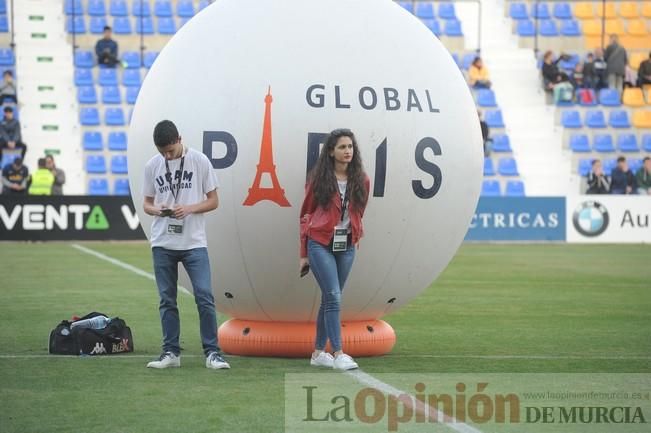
[383,354,651,360]
[70,243,192,296]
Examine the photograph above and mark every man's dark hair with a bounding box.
[3,106,13,113]
[153,120,179,147]
[617,156,626,163]
[103,25,112,32]
[591,159,600,166]
[3,70,12,77]
[643,156,650,163]
[37,158,46,168]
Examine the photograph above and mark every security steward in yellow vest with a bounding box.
[28,157,55,195]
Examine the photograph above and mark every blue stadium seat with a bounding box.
[509,3,528,19]
[477,89,497,107]
[98,68,118,86]
[517,20,535,37]
[629,158,642,173]
[617,134,639,152]
[498,157,519,176]
[603,158,617,174]
[158,17,176,34]
[0,15,7,33]
[416,2,435,18]
[80,107,100,126]
[102,86,121,104]
[642,134,651,152]
[1,151,20,169]
[77,86,97,104]
[144,51,158,68]
[553,3,572,19]
[89,178,109,195]
[531,2,550,19]
[594,134,615,152]
[132,0,151,16]
[485,110,505,128]
[578,159,592,176]
[560,19,581,36]
[110,0,128,16]
[113,16,132,34]
[74,50,93,68]
[461,53,475,70]
[577,88,597,106]
[451,53,460,68]
[122,69,141,86]
[64,0,83,15]
[86,155,107,174]
[179,16,191,27]
[505,180,525,196]
[66,16,86,34]
[539,20,558,36]
[421,18,441,36]
[598,88,621,106]
[585,110,606,128]
[128,108,133,123]
[491,134,512,152]
[558,54,579,71]
[126,86,140,104]
[198,0,210,10]
[105,108,125,126]
[122,51,140,68]
[481,180,501,196]
[609,110,630,128]
[0,48,14,66]
[154,0,172,17]
[135,17,154,34]
[89,16,108,34]
[444,19,463,36]
[397,1,414,14]
[0,0,5,14]
[88,0,106,16]
[108,131,127,150]
[483,158,495,176]
[114,178,130,196]
[438,2,456,19]
[83,131,103,151]
[75,68,94,86]
[176,0,194,17]
[569,133,590,152]
[111,155,128,174]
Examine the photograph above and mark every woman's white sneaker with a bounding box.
[333,353,358,370]
[310,351,335,368]
[206,352,230,369]
[146,352,180,369]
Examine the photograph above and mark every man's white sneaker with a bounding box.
[206,352,230,369]
[146,352,180,369]
[333,353,358,370]
[310,351,335,368]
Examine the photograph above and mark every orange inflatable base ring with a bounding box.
[218,319,396,357]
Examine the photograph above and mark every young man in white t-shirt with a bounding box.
[142,120,230,370]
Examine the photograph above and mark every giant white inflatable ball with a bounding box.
[128,0,482,324]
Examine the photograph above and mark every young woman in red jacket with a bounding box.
[299,128,370,370]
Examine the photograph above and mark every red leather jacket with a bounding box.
[299,176,370,258]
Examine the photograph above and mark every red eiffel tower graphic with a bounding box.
[243,87,291,207]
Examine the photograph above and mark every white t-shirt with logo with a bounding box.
[143,148,219,250]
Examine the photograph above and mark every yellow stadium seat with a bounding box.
[630,52,648,69]
[646,88,651,105]
[596,2,617,18]
[583,20,602,36]
[574,2,595,19]
[643,3,651,18]
[632,110,651,128]
[627,19,649,36]
[619,2,640,18]
[605,19,626,35]
[623,88,645,107]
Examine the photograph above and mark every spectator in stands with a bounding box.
[571,62,585,88]
[610,156,637,194]
[0,106,26,159]
[637,52,651,87]
[28,158,54,195]
[592,49,609,89]
[542,51,573,103]
[582,53,598,89]
[586,159,610,194]
[468,57,491,89]
[95,26,120,68]
[45,155,65,195]
[604,34,627,92]
[478,110,490,156]
[0,70,17,105]
[636,157,651,195]
[1,157,28,195]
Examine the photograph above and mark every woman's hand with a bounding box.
[299,257,309,273]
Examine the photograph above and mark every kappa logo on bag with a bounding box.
[90,342,107,355]
[49,312,134,355]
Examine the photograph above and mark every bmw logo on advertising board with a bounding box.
[572,201,609,238]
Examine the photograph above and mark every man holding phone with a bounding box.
[142,120,230,370]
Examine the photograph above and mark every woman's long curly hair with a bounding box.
[308,128,368,210]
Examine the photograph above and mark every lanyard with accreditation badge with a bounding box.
[332,187,349,252]
[164,148,185,235]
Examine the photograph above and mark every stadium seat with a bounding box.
[438,2,456,19]
[632,110,651,128]
[622,88,645,107]
[509,3,528,19]
[105,108,125,126]
[477,89,497,107]
[593,134,615,152]
[98,68,118,86]
[122,51,140,68]
[198,0,211,11]
[516,19,535,37]
[619,2,639,18]
[483,158,495,176]
[451,53,460,68]
[491,134,512,152]
[108,131,127,150]
[122,69,141,86]
[558,54,579,71]
[577,88,597,106]
[1,151,20,169]
[574,2,594,19]
[553,2,573,19]
[176,0,195,17]
[598,88,621,106]
[88,178,109,195]
[158,17,176,34]
[629,52,647,70]
[83,131,103,151]
[80,107,100,126]
[539,20,559,36]
[561,110,582,128]
[583,20,602,37]
[111,155,128,174]
[532,2,550,19]
[643,134,651,151]
[126,86,139,104]
[560,19,581,36]
[89,16,108,34]
[86,155,107,174]
[421,18,441,36]
[0,0,4,14]
[0,48,13,66]
[578,158,592,176]
[415,2,435,18]
[114,178,130,195]
[75,68,94,86]
[397,1,414,14]
[569,133,590,152]
[135,17,154,34]
[66,16,86,34]
[641,2,651,17]
[154,0,172,17]
[179,16,192,27]
[74,50,93,68]
[443,19,462,36]
[77,86,97,104]
[112,17,132,34]
[132,0,151,16]
[629,158,642,173]
[603,158,617,174]
[505,180,525,196]
[88,0,106,16]
[626,19,648,36]
[144,51,158,68]
[110,0,128,16]
[608,110,630,128]
[481,180,501,196]
[64,0,83,15]
[0,15,7,33]
[485,110,505,128]
[498,158,519,176]
[585,110,606,128]
[596,2,616,18]
[102,86,121,104]
[461,53,475,70]
[617,134,639,152]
